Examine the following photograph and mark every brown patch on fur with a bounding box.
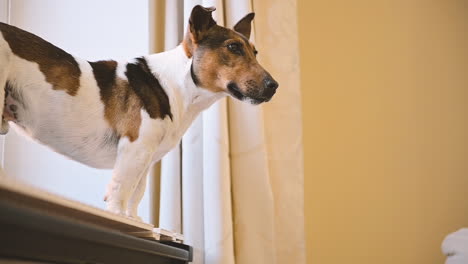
[0,23,81,96]
[90,60,141,142]
[108,79,143,142]
[89,58,172,142]
[233,13,255,39]
[182,32,194,58]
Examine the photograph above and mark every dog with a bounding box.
[0,5,278,220]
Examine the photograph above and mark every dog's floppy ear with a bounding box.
[189,5,217,42]
[233,13,255,39]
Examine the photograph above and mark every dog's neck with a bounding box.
[146,45,225,125]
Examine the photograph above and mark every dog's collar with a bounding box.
[190,63,200,87]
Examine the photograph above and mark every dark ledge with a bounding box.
[0,200,193,264]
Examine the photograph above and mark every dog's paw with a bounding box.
[128,214,143,222]
[125,208,142,222]
[106,201,126,216]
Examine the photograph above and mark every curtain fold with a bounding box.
[153,0,304,263]
[199,1,235,263]
[159,145,182,232]
[182,1,236,263]
[253,1,306,263]
[225,3,278,263]
[182,116,206,263]
[158,0,184,235]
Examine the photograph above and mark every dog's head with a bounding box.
[183,5,278,105]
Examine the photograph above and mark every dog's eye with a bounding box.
[227,43,243,55]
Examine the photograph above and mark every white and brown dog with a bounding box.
[0,6,278,219]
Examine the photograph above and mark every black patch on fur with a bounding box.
[3,83,9,114]
[198,26,231,48]
[191,63,200,86]
[125,57,173,120]
[198,25,251,51]
[89,60,118,104]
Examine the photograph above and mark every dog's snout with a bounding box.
[264,78,278,90]
[261,77,279,100]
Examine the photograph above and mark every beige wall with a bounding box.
[299,1,468,263]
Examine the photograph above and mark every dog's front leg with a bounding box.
[126,167,149,220]
[105,139,155,217]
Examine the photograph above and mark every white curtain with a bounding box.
[153,1,305,263]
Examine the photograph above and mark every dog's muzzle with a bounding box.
[227,77,279,105]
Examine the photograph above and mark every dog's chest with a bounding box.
[148,104,194,162]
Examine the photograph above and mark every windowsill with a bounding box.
[0,176,192,263]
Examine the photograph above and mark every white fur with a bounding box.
[1,34,226,218]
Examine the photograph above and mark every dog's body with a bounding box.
[0,6,277,219]
[0,39,219,169]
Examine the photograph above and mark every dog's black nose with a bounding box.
[262,78,279,99]
[264,78,279,90]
